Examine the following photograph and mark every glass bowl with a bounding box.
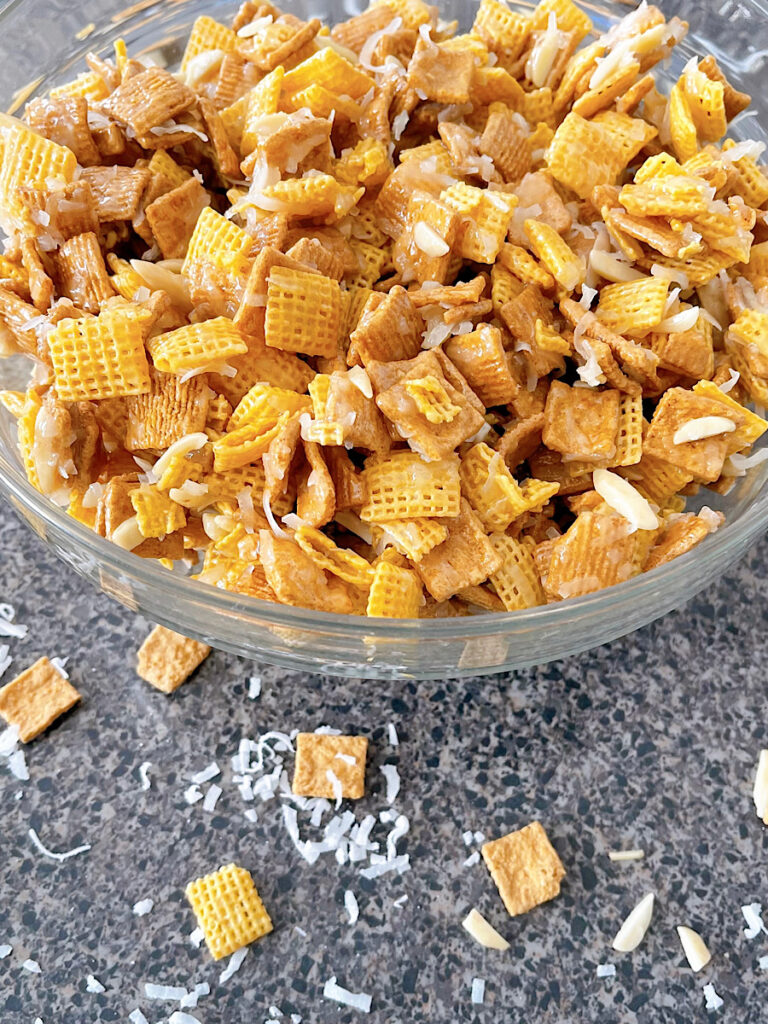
[0,0,766,679]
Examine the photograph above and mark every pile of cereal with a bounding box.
[0,0,767,618]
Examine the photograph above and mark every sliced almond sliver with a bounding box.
[111,515,144,551]
[612,892,654,952]
[672,416,736,445]
[753,749,768,824]
[593,468,659,531]
[414,221,449,258]
[462,907,510,951]
[676,925,712,972]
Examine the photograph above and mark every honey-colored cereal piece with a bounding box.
[145,178,210,260]
[185,863,273,961]
[481,821,565,917]
[292,732,368,799]
[415,499,503,602]
[136,625,210,693]
[366,561,423,617]
[0,657,81,743]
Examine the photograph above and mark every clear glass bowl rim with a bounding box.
[3,433,768,640]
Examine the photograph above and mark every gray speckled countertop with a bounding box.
[2,508,768,1024]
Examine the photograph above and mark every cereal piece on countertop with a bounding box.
[0,657,81,742]
[481,821,565,917]
[185,862,273,961]
[292,732,368,799]
[136,625,210,693]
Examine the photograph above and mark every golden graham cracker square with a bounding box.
[136,626,210,694]
[186,862,273,960]
[482,821,565,916]
[292,733,368,799]
[0,656,80,743]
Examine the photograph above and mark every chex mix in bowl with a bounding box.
[0,0,767,619]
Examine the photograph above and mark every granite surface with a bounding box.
[2,507,768,1024]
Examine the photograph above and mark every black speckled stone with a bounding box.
[2,508,768,1024]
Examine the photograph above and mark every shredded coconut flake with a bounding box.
[129,1011,150,1024]
[190,762,220,785]
[596,963,616,979]
[470,978,486,1005]
[380,764,401,804]
[703,982,724,1011]
[133,898,154,917]
[28,827,90,862]
[202,783,222,812]
[145,983,188,1001]
[189,927,204,948]
[169,1013,203,1024]
[344,889,359,925]
[22,959,42,973]
[248,675,262,699]
[742,902,766,939]
[323,977,372,1013]
[138,761,152,791]
[0,945,12,959]
[219,947,248,984]
[85,974,105,993]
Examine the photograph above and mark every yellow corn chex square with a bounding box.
[282,47,374,100]
[130,486,186,539]
[596,277,670,336]
[212,415,287,473]
[668,81,698,162]
[181,16,238,72]
[529,0,592,40]
[230,382,311,431]
[47,309,151,402]
[491,264,525,314]
[183,207,254,281]
[488,535,545,612]
[185,863,273,961]
[441,183,517,264]
[374,518,448,563]
[500,244,554,292]
[472,0,531,65]
[372,0,433,29]
[524,220,585,292]
[0,116,77,232]
[460,442,528,533]
[258,175,362,222]
[240,67,285,155]
[295,525,373,588]
[49,72,110,103]
[366,561,423,618]
[361,452,461,523]
[148,318,248,374]
[546,112,651,200]
[265,266,341,358]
